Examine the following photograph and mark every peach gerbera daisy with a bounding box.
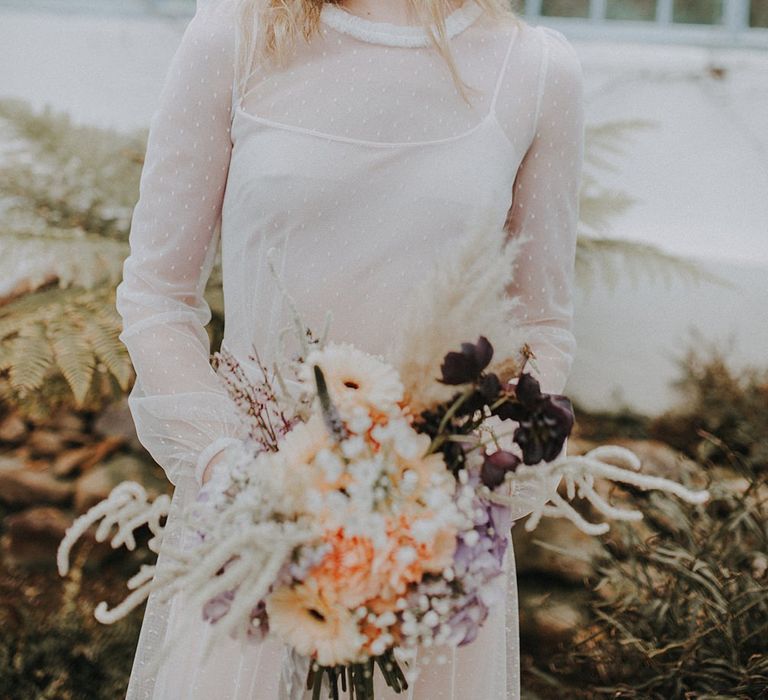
[299,342,404,418]
[266,579,366,666]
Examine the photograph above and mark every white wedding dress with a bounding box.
[114,0,584,697]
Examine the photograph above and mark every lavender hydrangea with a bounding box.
[399,469,513,649]
[446,483,512,645]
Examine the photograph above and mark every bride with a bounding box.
[115,0,584,697]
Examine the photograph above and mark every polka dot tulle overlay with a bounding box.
[115,0,585,697]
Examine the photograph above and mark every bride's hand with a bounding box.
[202,451,228,485]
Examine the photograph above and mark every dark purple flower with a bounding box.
[453,389,487,417]
[492,372,574,465]
[438,336,494,385]
[515,371,543,405]
[513,393,574,465]
[246,599,269,642]
[480,450,521,490]
[477,372,502,402]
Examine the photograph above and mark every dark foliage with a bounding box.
[0,556,143,700]
[650,341,768,475]
[533,345,768,699]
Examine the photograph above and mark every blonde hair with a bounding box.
[234,0,518,107]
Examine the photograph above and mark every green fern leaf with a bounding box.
[575,237,733,296]
[81,312,133,391]
[8,323,54,394]
[0,285,132,410]
[48,316,95,407]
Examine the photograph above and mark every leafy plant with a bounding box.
[0,99,221,414]
[651,333,768,475]
[555,455,768,698]
[533,347,768,699]
[0,550,144,700]
[0,285,133,413]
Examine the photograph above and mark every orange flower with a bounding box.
[310,528,382,609]
[369,516,433,601]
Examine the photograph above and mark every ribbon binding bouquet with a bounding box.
[57,223,710,699]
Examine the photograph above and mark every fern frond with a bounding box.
[80,308,133,391]
[7,322,54,395]
[579,182,637,237]
[575,117,724,293]
[0,227,127,299]
[0,285,132,409]
[584,118,657,173]
[48,317,96,406]
[575,237,733,296]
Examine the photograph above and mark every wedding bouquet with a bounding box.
[57,223,710,699]
[195,332,577,696]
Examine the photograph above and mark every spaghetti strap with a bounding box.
[489,21,521,114]
[531,25,552,135]
[230,13,241,123]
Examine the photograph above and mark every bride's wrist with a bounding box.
[202,451,227,485]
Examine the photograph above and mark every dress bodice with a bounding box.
[220,2,529,369]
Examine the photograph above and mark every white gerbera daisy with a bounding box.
[299,342,404,417]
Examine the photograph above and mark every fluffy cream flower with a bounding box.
[278,412,330,470]
[266,579,366,666]
[278,413,350,493]
[299,342,404,418]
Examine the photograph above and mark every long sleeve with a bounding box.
[503,26,585,396]
[115,0,246,487]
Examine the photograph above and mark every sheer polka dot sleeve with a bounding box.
[503,26,585,395]
[115,0,246,487]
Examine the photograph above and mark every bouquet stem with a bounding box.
[306,650,408,699]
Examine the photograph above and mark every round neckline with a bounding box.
[319,0,485,48]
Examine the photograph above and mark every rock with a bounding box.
[2,506,72,567]
[52,436,124,477]
[93,399,143,453]
[565,436,600,456]
[0,457,74,506]
[53,447,93,478]
[0,413,27,443]
[74,454,169,513]
[44,411,87,433]
[600,438,702,483]
[513,517,604,584]
[26,429,66,457]
[518,580,589,648]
